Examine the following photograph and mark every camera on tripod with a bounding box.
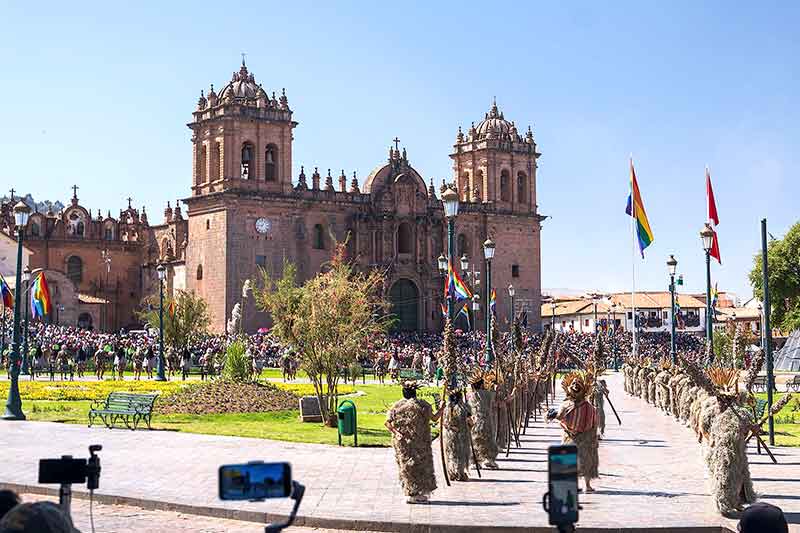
[38,445,102,517]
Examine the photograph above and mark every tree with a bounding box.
[138,290,211,352]
[254,243,390,426]
[749,221,800,334]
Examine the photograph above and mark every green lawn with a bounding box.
[19,382,442,447]
[754,391,800,447]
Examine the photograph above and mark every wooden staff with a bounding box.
[437,387,451,486]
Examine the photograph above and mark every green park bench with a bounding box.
[398,369,424,381]
[786,375,800,392]
[88,392,159,430]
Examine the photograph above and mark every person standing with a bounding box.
[467,370,499,469]
[442,390,472,481]
[385,381,442,503]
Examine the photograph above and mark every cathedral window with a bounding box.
[313,224,325,250]
[197,144,207,185]
[500,170,510,202]
[30,221,40,237]
[517,172,527,204]
[67,256,83,284]
[511,264,520,278]
[397,223,412,255]
[459,172,470,202]
[104,224,114,240]
[265,145,277,181]
[196,264,203,280]
[241,142,254,179]
[211,142,221,181]
[457,233,469,259]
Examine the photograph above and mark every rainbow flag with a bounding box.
[0,273,13,309]
[30,272,52,318]
[168,299,176,318]
[490,288,497,316]
[458,302,471,330]
[443,261,472,301]
[625,159,654,258]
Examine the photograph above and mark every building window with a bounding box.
[30,221,40,237]
[197,144,207,185]
[585,319,589,327]
[256,255,267,267]
[104,224,114,240]
[627,312,633,320]
[312,224,325,250]
[265,145,277,181]
[457,233,469,259]
[241,142,254,179]
[397,223,412,254]
[517,171,527,204]
[511,264,519,278]
[206,219,210,230]
[67,256,83,284]
[211,142,221,181]
[500,170,510,202]
[663,311,669,319]
[196,265,203,280]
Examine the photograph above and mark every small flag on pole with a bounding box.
[625,159,655,258]
[0,274,13,309]
[168,299,176,318]
[30,272,52,318]
[490,288,497,316]
[444,261,472,301]
[458,302,471,330]
[706,167,721,264]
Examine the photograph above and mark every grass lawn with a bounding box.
[9,380,442,447]
[754,391,800,447]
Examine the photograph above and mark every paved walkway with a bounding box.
[1,373,798,532]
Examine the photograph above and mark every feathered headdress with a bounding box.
[562,370,594,401]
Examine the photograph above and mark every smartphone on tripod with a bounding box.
[547,444,579,526]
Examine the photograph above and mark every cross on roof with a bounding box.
[8,188,15,201]
[71,184,79,199]
[241,52,247,67]
[127,197,133,209]
[393,137,401,151]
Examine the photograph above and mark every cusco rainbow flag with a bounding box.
[490,288,497,315]
[30,271,52,318]
[625,159,654,258]
[443,261,472,301]
[0,273,13,309]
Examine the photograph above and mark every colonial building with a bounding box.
[2,59,545,333]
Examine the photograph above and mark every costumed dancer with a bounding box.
[443,390,472,481]
[385,380,442,504]
[467,369,499,469]
[593,378,607,439]
[548,371,599,492]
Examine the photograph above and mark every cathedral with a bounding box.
[1,59,544,333]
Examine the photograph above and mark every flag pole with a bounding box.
[630,157,637,358]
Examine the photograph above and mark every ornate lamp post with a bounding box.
[483,238,495,365]
[441,187,459,389]
[471,294,480,334]
[667,254,678,364]
[550,302,557,331]
[3,200,30,420]
[155,264,167,381]
[20,267,31,375]
[700,223,715,361]
[507,284,515,327]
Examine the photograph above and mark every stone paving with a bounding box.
[1,372,798,532]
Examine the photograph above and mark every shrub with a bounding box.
[222,339,251,383]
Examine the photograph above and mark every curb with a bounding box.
[0,482,733,533]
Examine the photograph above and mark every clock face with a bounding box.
[255,218,271,234]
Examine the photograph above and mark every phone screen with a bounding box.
[218,462,291,501]
[548,445,579,525]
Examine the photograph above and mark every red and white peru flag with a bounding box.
[706,167,721,264]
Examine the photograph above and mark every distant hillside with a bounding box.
[1,193,65,214]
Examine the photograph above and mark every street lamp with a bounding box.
[667,254,678,365]
[441,187,459,388]
[507,284,515,326]
[460,254,469,272]
[3,200,30,420]
[155,264,167,381]
[700,223,715,361]
[551,302,557,330]
[483,238,495,366]
[20,267,30,375]
[437,253,447,274]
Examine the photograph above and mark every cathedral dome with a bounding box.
[475,101,512,137]
[218,60,264,101]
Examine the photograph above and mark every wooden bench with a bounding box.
[787,375,800,392]
[398,369,424,381]
[752,375,778,393]
[89,392,159,430]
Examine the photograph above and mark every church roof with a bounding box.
[218,60,266,101]
[475,100,515,138]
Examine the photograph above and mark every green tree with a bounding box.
[138,290,211,352]
[254,243,390,426]
[222,339,251,383]
[749,221,800,334]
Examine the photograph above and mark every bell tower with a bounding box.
[188,58,297,196]
[450,99,540,212]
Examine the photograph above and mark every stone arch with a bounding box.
[211,142,221,181]
[517,171,528,204]
[500,169,511,202]
[196,264,203,280]
[457,233,469,259]
[241,141,255,179]
[312,224,325,250]
[389,279,419,331]
[197,143,207,185]
[264,144,278,181]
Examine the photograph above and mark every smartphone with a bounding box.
[218,462,292,501]
[547,445,579,525]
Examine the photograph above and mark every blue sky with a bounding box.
[1,1,797,300]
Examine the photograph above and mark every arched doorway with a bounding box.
[389,279,419,331]
[78,312,93,330]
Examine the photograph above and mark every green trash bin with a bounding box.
[337,399,358,447]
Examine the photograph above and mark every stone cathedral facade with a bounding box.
[2,59,544,333]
